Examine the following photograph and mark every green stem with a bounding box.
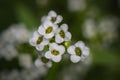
[45,62,60,80]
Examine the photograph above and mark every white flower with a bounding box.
[68,0,86,12]
[0,44,18,61]
[67,41,90,63]
[82,18,97,39]
[7,70,21,80]
[41,10,63,24]
[35,56,52,68]
[38,21,58,39]
[29,31,49,51]
[45,43,65,62]
[55,24,72,43]
[19,54,33,68]
[1,23,32,44]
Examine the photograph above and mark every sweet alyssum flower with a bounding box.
[35,55,52,68]
[55,24,72,43]
[29,31,49,51]
[19,53,33,68]
[67,41,89,63]
[38,20,58,39]
[41,10,63,24]
[45,43,65,62]
[29,10,90,67]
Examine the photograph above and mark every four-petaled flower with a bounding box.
[55,24,72,43]
[35,55,52,68]
[67,41,90,63]
[29,31,49,51]
[38,21,58,39]
[45,43,65,62]
[41,10,63,24]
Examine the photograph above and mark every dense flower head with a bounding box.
[29,10,90,67]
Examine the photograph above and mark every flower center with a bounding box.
[75,47,82,56]
[51,49,59,56]
[36,37,43,44]
[51,17,56,22]
[46,26,53,34]
[59,30,65,38]
[41,57,49,63]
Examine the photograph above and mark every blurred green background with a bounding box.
[0,0,120,80]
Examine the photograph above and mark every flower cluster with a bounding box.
[29,10,90,67]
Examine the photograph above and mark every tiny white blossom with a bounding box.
[35,56,52,68]
[67,41,90,63]
[55,24,72,43]
[29,31,49,51]
[1,23,32,44]
[19,54,33,68]
[38,21,58,39]
[68,0,86,12]
[7,70,21,80]
[45,43,65,62]
[41,10,63,24]
[0,44,18,61]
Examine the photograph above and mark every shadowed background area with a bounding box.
[0,0,120,80]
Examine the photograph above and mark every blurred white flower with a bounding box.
[41,10,63,24]
[38,21,58,39]
[7,70,21,80]
[21,66,46,80]
[67,41,90,63]
[35,56,52,68]
[68,0,87,12]
[55,24,72,43]
[0,44,18,61]
[82,18,97,39]
[19,53,33,68]
[82,16,118,46]
[45,43,65,62]
[29,31,49,51]
[1,23,32,44]
[98,16,118,44]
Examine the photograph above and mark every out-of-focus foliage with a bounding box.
[0,0,120,80]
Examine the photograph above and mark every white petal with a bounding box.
[33,31,40,37]
[55,34,64,43]
[61,24,68,31]
[45,51,52,59]
[29,38,36,46]
[52,24,58,32]
[38,26,45,35]
[70,55,81,63]
[65,32,72,41]
[46,61,52,68]
[58,45,65,54]
[43,20,53,29]
[82,47,90,57]
[48,10,57,17]
[54,15,63,24]
[67,46,76,55]
[34,58,44,67]
[52,56,61,62]
[44,32,54,39]
[36,44,44,51]
[75,41,85,49]
[41,16,47,22]
[41,39,49,45]
[49,43,58,50]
